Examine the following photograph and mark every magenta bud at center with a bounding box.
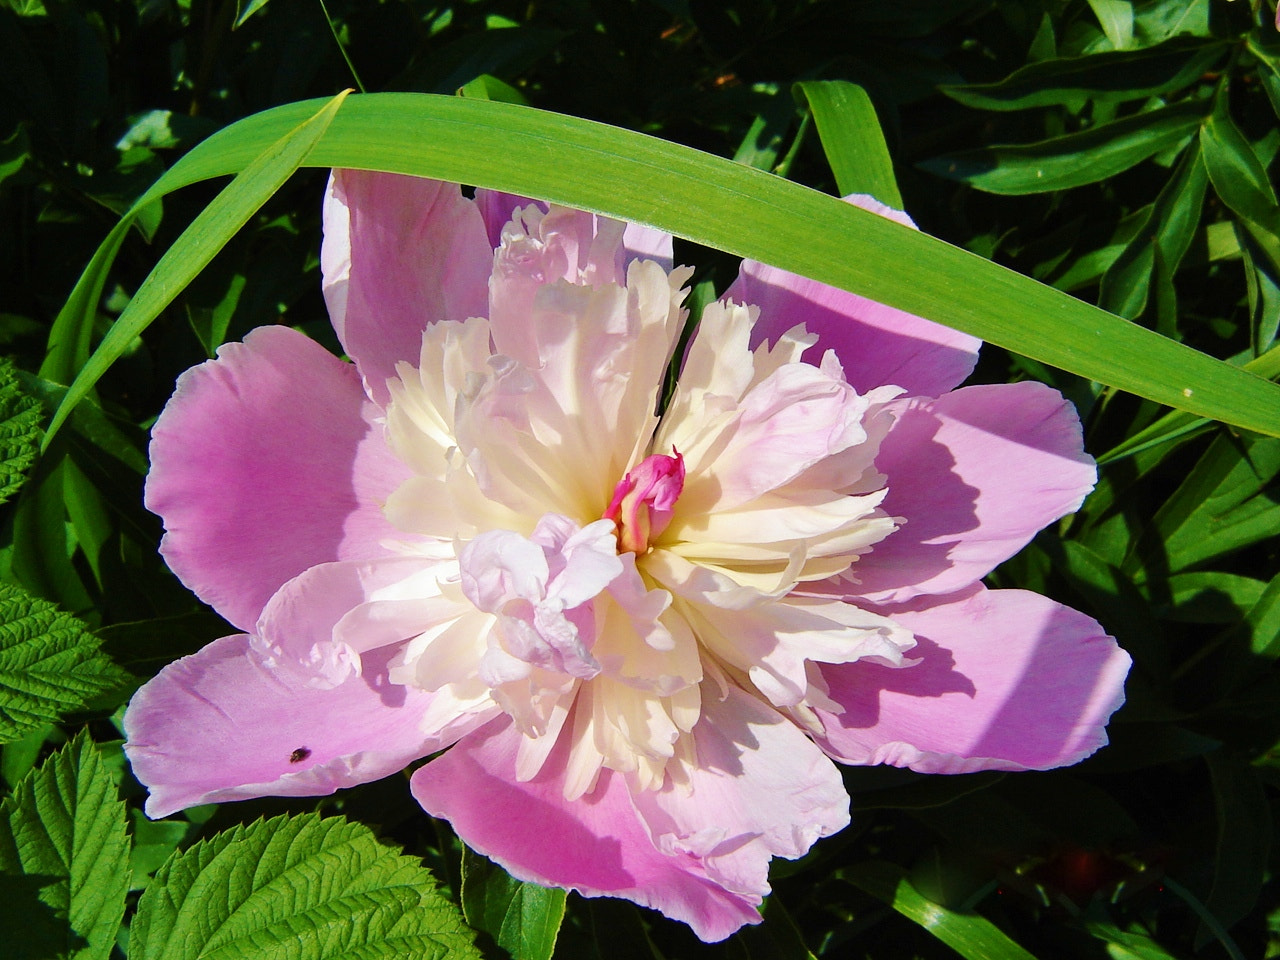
[604,450,685,554]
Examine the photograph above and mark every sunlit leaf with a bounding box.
[461,846,566,960]
[131,813,480,960]
[1099,136,1207,320]
[1200,100,1280,236]
[794,80,902,207]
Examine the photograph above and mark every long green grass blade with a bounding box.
[42,91,351,449]
[47,93,1280,438]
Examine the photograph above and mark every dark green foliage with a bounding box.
[2,0,1280,958]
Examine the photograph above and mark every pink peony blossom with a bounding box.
[123,173,1131,941]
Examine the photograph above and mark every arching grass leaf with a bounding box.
[43,93,1280,444]
[794,80,902,207]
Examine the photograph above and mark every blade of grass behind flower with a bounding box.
[46,93,1280,440]
[41,91,350,450]
[794,80,903,208]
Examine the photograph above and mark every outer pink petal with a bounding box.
[844,381,1096,604]
[815,585,1130,773]
[630,686,848,898]
[145,325,411,631]
[411,718,764,942]
[322,171,492,405]
[725,196,980,397]
[123,635,446,819]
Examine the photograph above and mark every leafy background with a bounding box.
[2,0,1280,957]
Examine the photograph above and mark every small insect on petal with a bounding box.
[289,747,311,763]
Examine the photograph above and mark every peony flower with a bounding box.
[123,172,1131,941]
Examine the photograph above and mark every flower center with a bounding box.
[603,450,685,554]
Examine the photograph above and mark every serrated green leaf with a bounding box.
[842,861,1037,960]
[461,846,566,960]
[0,732,130,960]
[794,81,902,207]
[941,37,1226,111]
[920,99,1207,195]
[131,813,481,960]
[0,582,126,743]
[0,358,41,506]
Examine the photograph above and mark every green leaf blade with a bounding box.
[794,80,902,207]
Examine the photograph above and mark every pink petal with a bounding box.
[255,557,458,687]
[124,635,446,819]
[725,196,980,397]
[815,585,1130,773]
[474,189,537,248]
[843,381,1096,604]
[411,718,765,942]
[322,171,492,405]
[474,190,672,269]
[629,686,848,897]
[145,325,411,631]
